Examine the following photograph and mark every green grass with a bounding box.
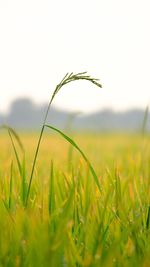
[0,132,150,267]
[0,73,150,266]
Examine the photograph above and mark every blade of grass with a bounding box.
[8,130,23,177]
[146,206,150,230]
[21,156,27,206]
[8,161,13,209]
[0,124,25,178]
[115,168,122,218]
[45,124,101,193]
[0,124,24,153]
[49,160,55,216]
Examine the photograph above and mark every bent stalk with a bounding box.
[26,72,102,206]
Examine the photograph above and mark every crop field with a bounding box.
[0,73,150,267]
[0,131,150,267]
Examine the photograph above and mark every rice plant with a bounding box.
[0,73,150,267]
[26,72,102,206]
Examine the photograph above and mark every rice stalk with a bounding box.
[26,72,102,206]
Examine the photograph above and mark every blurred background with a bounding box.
[0,0,150,131]
[0,98,150,132]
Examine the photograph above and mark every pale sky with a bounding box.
[0,0,150,114]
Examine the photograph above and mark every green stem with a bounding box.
[26,99,52,206]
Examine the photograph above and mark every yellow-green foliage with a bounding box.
[0,132,150,267]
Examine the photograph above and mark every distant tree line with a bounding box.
[0,98,149,132]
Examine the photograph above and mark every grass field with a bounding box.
[0,131,150,267]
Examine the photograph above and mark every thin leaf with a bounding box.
[0,124,24,153]
[45,124,101,193]
[8,161,13,209]
[146,206,150,230]
[49,160,55,215]
[8,130,22,177]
